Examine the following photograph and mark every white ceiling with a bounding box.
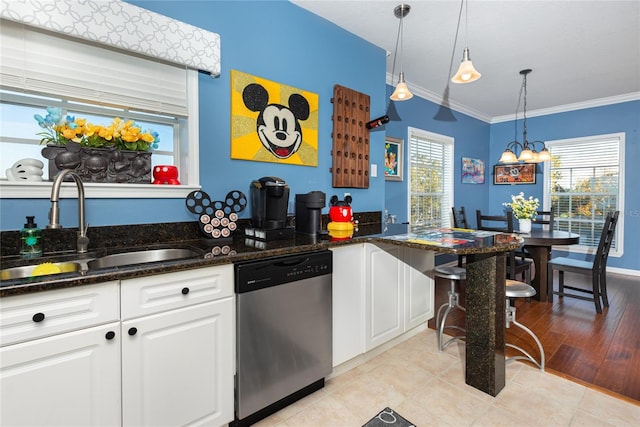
[291,0,640,122]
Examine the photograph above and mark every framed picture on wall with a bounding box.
[462,157,485,184]
[385,136,403,181]
[493,163,536,184]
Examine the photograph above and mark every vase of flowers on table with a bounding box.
[35,107,159,183]
[503,192,540,233]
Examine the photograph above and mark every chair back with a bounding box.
[476,210,514,232]
[477,210,530,281]
[593,211,619,272]
[452,206,469,228]
[533,209,554,231]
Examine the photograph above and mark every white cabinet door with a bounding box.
[403,247,435,330]
[121,297,234,427]
[365,243,404,351]
[0,322,121,427]
[330,244,365,366]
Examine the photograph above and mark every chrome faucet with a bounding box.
[48,169,89,253]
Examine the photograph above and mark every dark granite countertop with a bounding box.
[0,221,523,297]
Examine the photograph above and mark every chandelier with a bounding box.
[499,69,551,163]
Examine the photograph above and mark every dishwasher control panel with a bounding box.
[234,250,332,293]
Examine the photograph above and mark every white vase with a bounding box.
[518,218,532,233]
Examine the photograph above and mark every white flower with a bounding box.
[503,192,540,219]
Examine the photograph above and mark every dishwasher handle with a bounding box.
[274,255,310,268]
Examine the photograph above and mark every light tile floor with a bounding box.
[254,328,640,427]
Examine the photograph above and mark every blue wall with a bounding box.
[384,87,491,224]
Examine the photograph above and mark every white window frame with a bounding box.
[407,127,454,228]
[543,132,624,257]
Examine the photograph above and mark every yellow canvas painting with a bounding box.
[231,70,319,166]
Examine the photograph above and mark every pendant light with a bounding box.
[451,0,481,84]
[390,3,413,101]
[499,69,551,163]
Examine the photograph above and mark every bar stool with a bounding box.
[434,266,466,351]
[505,279,545,371]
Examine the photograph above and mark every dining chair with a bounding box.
[517,208,555,261]
[548,211,619,313]
[452,206,469,229]
[534,209,554,231]
[476,210,532,284]
[451,206,469,267]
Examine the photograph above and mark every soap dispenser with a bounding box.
[20,216,42,258]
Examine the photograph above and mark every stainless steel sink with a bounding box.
[1,262,83,280]
[87,248,201,270]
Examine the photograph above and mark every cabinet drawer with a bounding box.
[121,265,234,320]
[0,281,119,347]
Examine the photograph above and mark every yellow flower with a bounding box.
[503,192,540,219]
[36,107,158,151]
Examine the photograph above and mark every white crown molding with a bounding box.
[491,92,640,124]
[386,72,492,123]
[387,73,640,124]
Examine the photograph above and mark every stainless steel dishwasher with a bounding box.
[233,250,332,427]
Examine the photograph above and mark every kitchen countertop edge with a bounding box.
[0,225,523,297]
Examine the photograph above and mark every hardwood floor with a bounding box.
[428,269,640,404]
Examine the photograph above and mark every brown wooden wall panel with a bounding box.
[331,85,370,188]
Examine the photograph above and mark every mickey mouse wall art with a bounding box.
[231,70,319,166]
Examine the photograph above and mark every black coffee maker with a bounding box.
[295,191,326,235]
[250,176,290,230]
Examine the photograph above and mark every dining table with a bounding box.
[520,229,580,301]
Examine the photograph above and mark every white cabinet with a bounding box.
[403,246,435,330]
[364,243,434,352]
[330,244,365,366]
[0,282,121,426]
[365,242,404,351]
[120,266,234,427]
[0,265,235,427]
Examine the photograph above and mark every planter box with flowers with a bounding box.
[35,107,159,183]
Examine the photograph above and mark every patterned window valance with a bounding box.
[0,0,220,77]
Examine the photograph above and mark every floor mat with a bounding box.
[363,407,416,427]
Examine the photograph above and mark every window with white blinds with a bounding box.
[545,133,624,254]
[0,19,201,198]
[408,127,454,227]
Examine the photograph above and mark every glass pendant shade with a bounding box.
[451,48,481,84]
[537,148,552,162]
[499,149,518,163]
[390,72,413,101]
[518,147,534,162]
[389,4,413,102]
